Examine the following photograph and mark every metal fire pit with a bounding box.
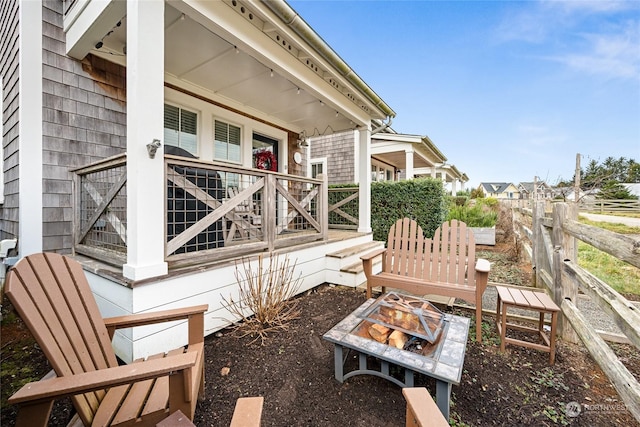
[359,292,448,343]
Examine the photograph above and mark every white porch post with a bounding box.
[404,149,414,180]
[123,0,167,280]
[451,178,458,195]
[18,1,43,256]
[431,168,436,179]
[357,126,372,233]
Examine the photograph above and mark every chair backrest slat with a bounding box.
[5,253,118,425]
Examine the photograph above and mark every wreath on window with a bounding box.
[254,149,278,171]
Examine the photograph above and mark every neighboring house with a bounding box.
[518,181,553,200]
[309,127,469,193]
[0,0,395,362]
[622,183,640,198]
[477,182,520,199]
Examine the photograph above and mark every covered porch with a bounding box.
[63,0,394,361]
[371,132,468,193]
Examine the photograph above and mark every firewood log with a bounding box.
[388,330,408,349]
[368,323,391,343]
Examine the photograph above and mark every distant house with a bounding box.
[622,183,640,198]
[477,182,520,199]
[518,181,553,200]
[309,127,469,194]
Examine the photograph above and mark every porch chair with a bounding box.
[4,252,208,427]
[225,186,262,242]
[361,218,490,342]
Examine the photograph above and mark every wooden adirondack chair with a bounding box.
[361,218,490,342]
[4,252,208,426]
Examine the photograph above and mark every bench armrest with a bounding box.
[9,351,198,405]
[475,258,490,273]
[360,247,386,262]
[360,248,386,282]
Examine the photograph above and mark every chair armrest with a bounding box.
[475,258,490,273]
[9,351,198,406]
[402,387,449,427]
[104,304,208,344]
[103,304,208,330]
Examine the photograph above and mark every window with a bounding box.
[311,162,323,179]
[371,165,377,181]
[164,104,197,155]
[214,120,241,162]
[310,158,327,179]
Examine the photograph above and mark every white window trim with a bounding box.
[213,117,244,165]
[164,86,287,169]
[308,157,327,179]
[164,101,200,157]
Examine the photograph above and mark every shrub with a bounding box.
[222,253,301,344]
[371,178,447,240]
[447,198,498,227]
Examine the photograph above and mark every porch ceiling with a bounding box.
[373,151,434,170]
[90,2,381,136]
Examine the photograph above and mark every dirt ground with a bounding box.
[2,214,639,426]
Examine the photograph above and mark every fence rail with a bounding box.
[73,154,328,268]
[510,201,640,421]
[579,199,640,213]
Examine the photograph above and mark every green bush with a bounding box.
[371,178,447,241]
[446,204,497,227]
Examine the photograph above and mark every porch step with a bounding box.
[326,241,383,259]
[325,241,384,288]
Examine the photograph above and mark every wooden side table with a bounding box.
[495,286,560,365]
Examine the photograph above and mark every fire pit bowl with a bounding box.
[359,292,448,344]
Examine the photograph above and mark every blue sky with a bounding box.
[288,0,640,190]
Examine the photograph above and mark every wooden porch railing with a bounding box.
[73,154,328,268]
[328,187,359,229]
[73,154,128,266]
[511,201,640,421]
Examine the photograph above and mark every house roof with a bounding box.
[479,182,514,193]
[518,181,550,193]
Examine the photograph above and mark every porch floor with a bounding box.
[74,229,370,288]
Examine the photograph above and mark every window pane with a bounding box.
[164,105,180,148]
[181,110,197,135]
[214,120,241,162]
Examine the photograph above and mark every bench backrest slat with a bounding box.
[385,219,476,286]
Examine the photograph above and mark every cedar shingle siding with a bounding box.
[43,0,126,252]
[0,0,20,241]
[2,1,127,253]
[311,131,355,184]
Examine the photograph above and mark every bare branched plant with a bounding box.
[222,253,302,345]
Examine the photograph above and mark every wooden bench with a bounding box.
[495,286,560,364]
[361,218,490,342]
